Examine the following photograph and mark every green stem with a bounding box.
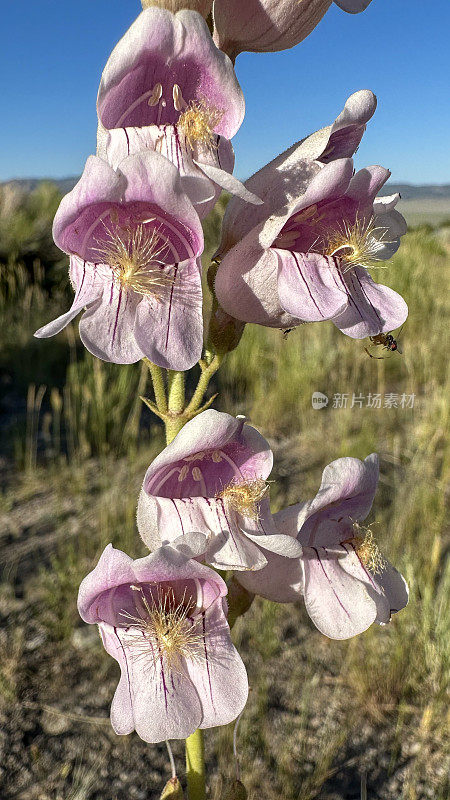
[184,355,222,417]
[185,729,206,800]
[165,370,186,444]
[143,358,167,414]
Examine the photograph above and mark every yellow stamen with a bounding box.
[217,479,269,520]
[178,99,224,150]
[121,585,206,671]
[348,523,385,574]
[94,224,173,298]
[326,216,393,272]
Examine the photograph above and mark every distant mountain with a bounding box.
[378,183,450,200]
[2,177,450,202]
[1,177,78,194]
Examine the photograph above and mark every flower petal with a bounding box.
[141,411,272,495]
[186,601,248,729]
[134,258,203,370]
[119,151,204,260]
[137,493,269,571]
[194,159,262,205]
[99,624,135,735]
[299,454,379,547]
[277,251,347,322]
[334,0,373,12]
[105,624,203,742]
[213,0,333,58]
[373,559,409,623]
[331,267,408,339]
[52,156,126,260]
[79,280,144,364]
[215,239,296,327]
[237,549,304,603]
[97,8,244,138]
[34,257,103,338]
[302,545,378,639]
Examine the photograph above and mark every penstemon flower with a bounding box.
[213,0,374,60]
[237,454,409,639]
[96,7,260,219]
[35,151,205,369]
[78,541,248,743]
[214,155,408,338]
[215,89,378,256]
[137,409,302,571]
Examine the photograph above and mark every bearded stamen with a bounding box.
[326,216,393,272]
[93,223,173,298]
[178,99,224,150]
[120,585,207,671]
[345,522,386,574]
[217,479,269,520]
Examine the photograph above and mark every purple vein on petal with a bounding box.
[165,264,178,350]
[292,252,324,317]
[312,546,352,620]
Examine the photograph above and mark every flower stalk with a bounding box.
[185,729,206,800]
[165,370,187,443]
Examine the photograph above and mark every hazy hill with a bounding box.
[1,177,79,194]
[2,177,450,199]
[379,183,450,200]
[2,178,450,226]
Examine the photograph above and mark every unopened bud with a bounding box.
[141,0,213,17]
[160,776,184,800]
[209,306,245,355]
[222,779,248,800]
[227,577,254,629]
[206,262,245,355]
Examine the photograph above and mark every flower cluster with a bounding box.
[80,410,407,743]
[35,0,409,776]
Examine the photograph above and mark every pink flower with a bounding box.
[238,454,409,640]
[213,0,373,60]
[215,156,408,339]
[78,541,248,742]
[97,7,260,218]
[35,151,205,369]
[137,409,302,571]
[216,90,378,255]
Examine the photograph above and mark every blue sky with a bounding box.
[1,0,449,184]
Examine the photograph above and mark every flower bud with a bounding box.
[207,262,245,355]
[226,577,254,629]
[141,0,213,17]
[160,777,184,799]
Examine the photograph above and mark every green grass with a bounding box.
[0,187,448,799]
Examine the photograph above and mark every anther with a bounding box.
[148,83,163,106]
[178,465,189,482]
[173,84,187,112]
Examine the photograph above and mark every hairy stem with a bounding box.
[185,729,206,800]
[165,370,186,444]
[143,358,167,414]
[184,355,222,417]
